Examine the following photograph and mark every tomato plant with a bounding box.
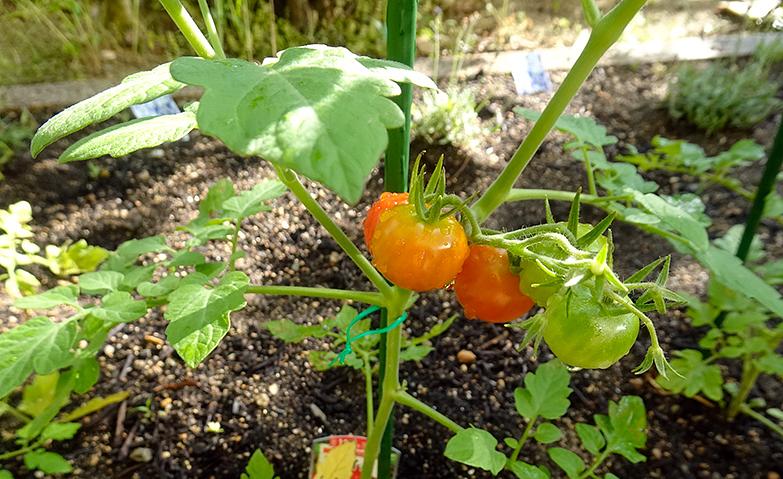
[7,0,783,476]
[455,245,534,323]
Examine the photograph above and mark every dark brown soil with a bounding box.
[1,61,782,479]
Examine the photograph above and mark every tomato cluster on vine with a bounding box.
[361,160,679,376]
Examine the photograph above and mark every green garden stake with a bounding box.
[736,117,783,261]
[379,1,417,477]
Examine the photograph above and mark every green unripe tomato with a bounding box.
[518,224,607,306]
[542,285,639,369]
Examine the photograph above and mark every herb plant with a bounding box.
[3,0,783,477]
[667,42,783,133]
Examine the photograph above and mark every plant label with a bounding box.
[512,52,552,95]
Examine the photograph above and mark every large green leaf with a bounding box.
[31,63,183,157]
[60,108,198,163]
[170,45,435,203]
[165,272,249,367]
[0,318,76,398]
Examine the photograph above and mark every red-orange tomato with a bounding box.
[455,245,535,323]
[363,192,409,248]
[369,204,469,291]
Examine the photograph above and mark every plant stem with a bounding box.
[361,291,408,479]
[361,351,375,434]
[509,418,536,462]
[228,220,242,271]
[578,450,610,479]
[0,440,40,461]
[245,284,386,306]
[274,166,393,298]
[728,362,761,420]
[739,403,783,438]
[159,0,216,59]
[581,146,598,195]
[197,0,226,59]
[470,0,647,223]
[0,401,32,423]
[505,188,690,247]
[394,390,464,433]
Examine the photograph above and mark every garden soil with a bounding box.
[1,62,782,478]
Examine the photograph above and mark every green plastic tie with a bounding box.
[330,306,409,366]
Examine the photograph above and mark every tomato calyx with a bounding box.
[408,155,478,235]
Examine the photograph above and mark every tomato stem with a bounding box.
[470,0,648,223]
[509,418,536,463]
[196,0,226,59]
[738,403,783,438]
[360,288,411,479]
[159,0,216,59]
[245,285,386,306]
[394,390,464,434]
[360,351,375,434]
[273,165,394,299]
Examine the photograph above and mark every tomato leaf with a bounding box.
[444,427,506,475]
[507,460,550,479]
[515,108,617,148]
[547,447,585,479]
[79,271,124,295]
[31,63,184,157]
[0,317,77,398]
[58,391,129,422]
[14,285,79,310]
[241,449,277,479]
[40,422,81,442]
[18,373,60,416]
[656,349,723,401]
[514,360,572,421]
[534,422,562,444]
[400,344,434,362]
[23,450,72,474]
[696,246,783,318]
[165,272,249,367]
[575,423,605,455]
[594,396,647,464]
[170,46,433,203]
[265,319,329,343]
[90,291,148,324]
[222,179,287,220]
[60,108,197,163]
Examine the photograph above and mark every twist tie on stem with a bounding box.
[329,306,409,366]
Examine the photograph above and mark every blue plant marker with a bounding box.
[130,94,182,118]
[512,52,553,95]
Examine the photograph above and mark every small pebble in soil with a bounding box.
[129,447,153,463]
[457,349,477,364]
